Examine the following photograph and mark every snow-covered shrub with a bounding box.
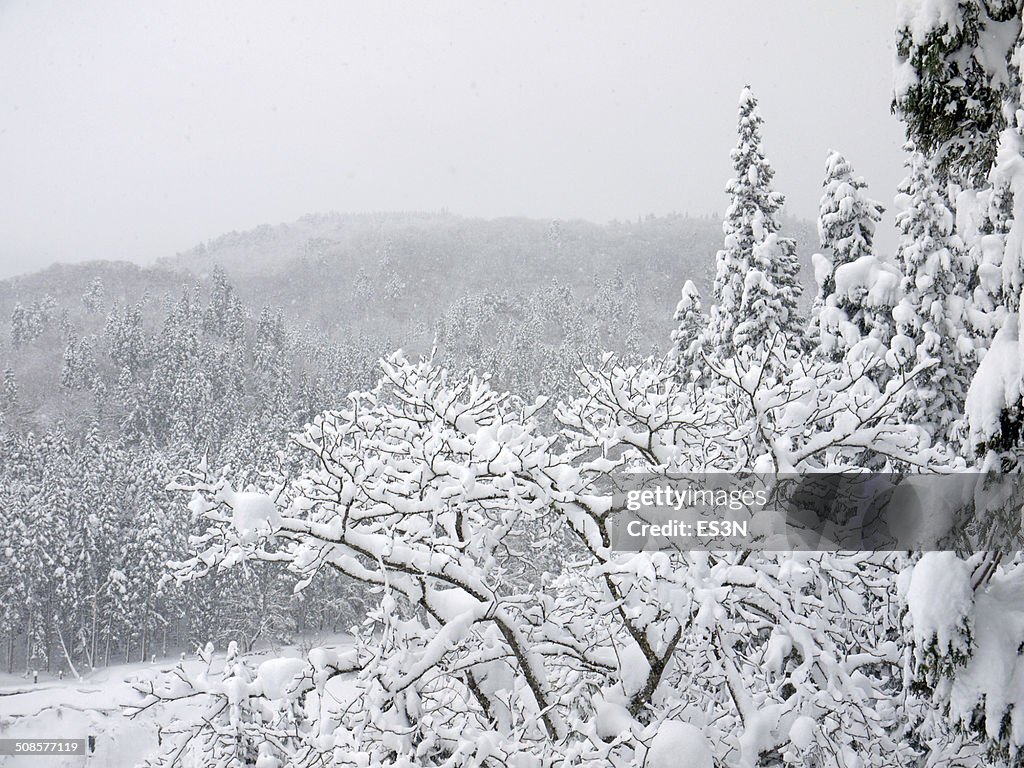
[137,339,956,767]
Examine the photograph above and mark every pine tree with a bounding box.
[817,151,885,291]
[892,0,1018,185]
[82,277,106,314]
[10,303,42,348]
[0,369,17,421]
[60,335,98,392]
[253,307,293,432]
[891,147,974,445]
[669,280,704,378]
[203,267,245,342]
[105,302,147,374]
[705,86,802,361]
[808,151,892,360]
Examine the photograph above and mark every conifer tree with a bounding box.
[808,151,892,359]
[10,303,42,348]
[0,368,17,422]
[669,280,704,378]
[61,335,98,392]
[817,151,885,291]
[891,147,974,445]
[105,303,147,374]
[705,86,802,361]
[82,277,106,314]
[203,266,245,342]
[892,0,1019,185]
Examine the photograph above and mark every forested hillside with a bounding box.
[0,212,817,430]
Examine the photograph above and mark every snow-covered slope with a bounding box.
[0,637,356,768]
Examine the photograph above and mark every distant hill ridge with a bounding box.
[1,210,818,346]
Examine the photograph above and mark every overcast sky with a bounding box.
[0,1,904,279]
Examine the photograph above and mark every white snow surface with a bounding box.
[788,715,816,750]
[896,0,961,44]
[0,635,357,768]
[949,565,1024,745]
[593,688,634,741]
[255,657,307,700]
[617,640,651,698]
[224,490,282,542]
[0,662,181,767]
[811,252,833,290]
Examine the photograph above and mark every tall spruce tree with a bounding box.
[705,86,802,361]
[817,151,885,289]
[808,151,890,359]
[669,280,704,378]
[0,368,17,424]
[892,146,974,446]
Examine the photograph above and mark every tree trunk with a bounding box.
[24,614,32,674]
[140,601,150,663]
[90,594,98,667]
[55,625,81,681]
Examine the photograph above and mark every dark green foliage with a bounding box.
[892,0,1021,184]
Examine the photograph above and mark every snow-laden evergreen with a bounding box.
[668,279,704,378]
[892,0,1019,185]
[704,87,802,363]
[891,146,975,448]
[894,7,1024,763]
[818,151,885,276]
[808,151,890,360]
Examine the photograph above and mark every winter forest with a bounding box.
[7,2,1024,767]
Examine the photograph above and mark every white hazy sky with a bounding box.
[0,1,905,279]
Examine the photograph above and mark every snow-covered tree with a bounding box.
[0,368,17,424]
[203,266,245,343]
[705,86,803,363]
[818,151,886,280]
[105,302,147,374]
[139,344,951,767]
[10,302,43,348]
[892,0,1021,185]
[668,280,704,379]
[889,7,1024,763]
[808,152,894,364]
[82,276,106,314]
[60,334,99,392]
[891,147,975,447]
[812,252,903,370]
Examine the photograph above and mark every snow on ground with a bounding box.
[0,635,355,768]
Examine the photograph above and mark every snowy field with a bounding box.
[0,636,357,768]
[0,661,165,767]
